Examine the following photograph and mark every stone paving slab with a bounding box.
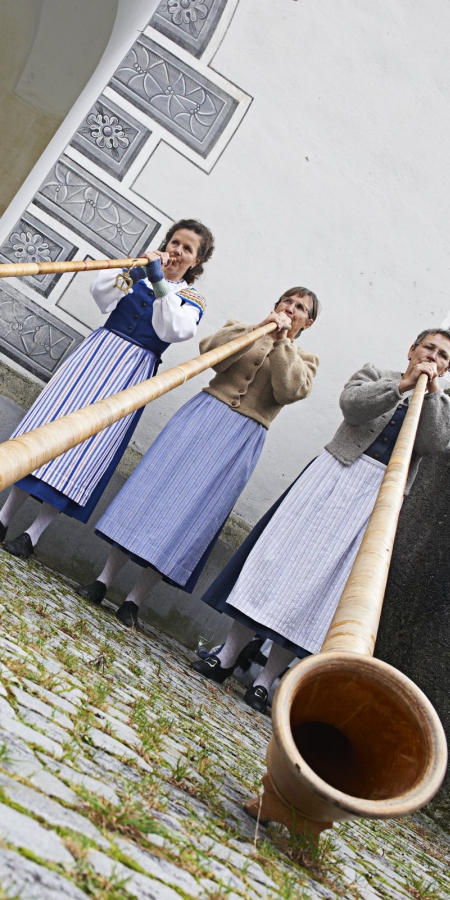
[38,753,121,804]
[0,847,90,899]
[28,765,80,803]
[0,551,449,900]
[0,771,109,848]
[87,848,189,900]
[10,683,74,728]
[0,801,75,864]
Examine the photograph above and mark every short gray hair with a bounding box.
[412,328,450,348]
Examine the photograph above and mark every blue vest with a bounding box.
[364,402,408,465]
[104,277,170,358]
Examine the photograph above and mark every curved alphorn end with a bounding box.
[244,772,332,842]
[262,653,447,832]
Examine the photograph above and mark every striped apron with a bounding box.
[222,450,386,654]
[11,328,156,509]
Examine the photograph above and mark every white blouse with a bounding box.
[90,269,201,343]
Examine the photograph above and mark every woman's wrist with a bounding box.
[145,257,164,284]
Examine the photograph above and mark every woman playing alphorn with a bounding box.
[193,329,450,713]
[76,288,320,627]
[0,219,214,558]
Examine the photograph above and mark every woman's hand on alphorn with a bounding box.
[142,249,171,267]
[253,311,291,341]
[399,361,440,394]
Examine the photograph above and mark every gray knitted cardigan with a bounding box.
[325,363,450,492]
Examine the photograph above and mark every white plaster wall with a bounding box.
[128,0,450,522]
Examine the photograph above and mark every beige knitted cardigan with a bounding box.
[199,320,319,429]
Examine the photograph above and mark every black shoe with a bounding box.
[0,522,7,543]
[235,636,266,673]
[116,600,139,628]
[244,685,269,714]
[191,655,234,684]
[2,532,34,559]
[76,581,107,606]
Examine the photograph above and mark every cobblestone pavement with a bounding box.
[0,552,448,900]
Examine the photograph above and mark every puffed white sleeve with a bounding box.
[90,270,124,315]
[152,293,200,343]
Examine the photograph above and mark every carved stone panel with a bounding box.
[35,156,161,257]
[71,95,152,181]
[0,281,82,380]
[0,212,78,298]
[111,35,238,157]
[150,0,228,58]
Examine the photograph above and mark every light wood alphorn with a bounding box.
[245,374,448,841]
[0,323,277,493]
[0,257,152,278]
[321,373,428,656]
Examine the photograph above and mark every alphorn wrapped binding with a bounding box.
[0,257,151,279]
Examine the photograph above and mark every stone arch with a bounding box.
[0,0,122,215]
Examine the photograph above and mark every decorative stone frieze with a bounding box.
[0,281,81,380]
[150,0,229,58]
[111,35,238,158]
[0,212,78,298]
[35,156,161,257]
[71,96,152,182]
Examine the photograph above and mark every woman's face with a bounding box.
[276,293,313,339]
[163,228,202,281]
[408,334,450,377]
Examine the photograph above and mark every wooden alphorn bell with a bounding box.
[0,323,277,492]
[245,373,448,840]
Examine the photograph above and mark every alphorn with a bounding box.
[0,257,152,278]
[245,373,447,841]
[0,322,277,492]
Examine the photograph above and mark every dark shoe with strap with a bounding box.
[0,522,7,543]
[116,600,139,628]
[2,532,33,559]
[76,581,107,606]
[191,654,234,684]
[243,685,269,714]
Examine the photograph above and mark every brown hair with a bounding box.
[275,286,321,336]
[159,218,215,284]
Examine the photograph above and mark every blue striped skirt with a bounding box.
[12,328,156,515]
[95,392,266,587]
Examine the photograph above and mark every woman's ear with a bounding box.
[302,318,313,331]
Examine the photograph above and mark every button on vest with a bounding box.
[364,404,408,465]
